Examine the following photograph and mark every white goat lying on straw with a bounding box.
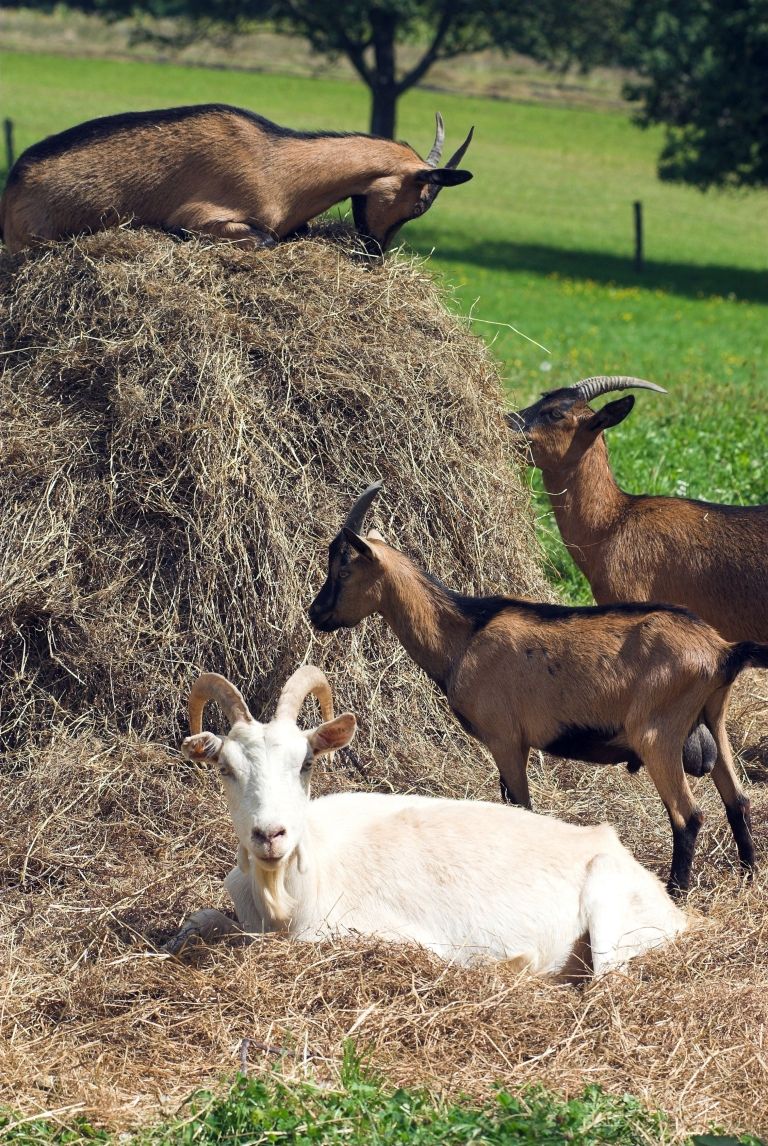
[167,666,686,977]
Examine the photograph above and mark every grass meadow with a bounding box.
[3,50,767,599]
[1,46,767,1144]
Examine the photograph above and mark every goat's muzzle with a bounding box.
[308,602,344,632]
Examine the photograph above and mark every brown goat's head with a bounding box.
[507,376,666,471]
[309,482,390,631]
[352,114,473,253]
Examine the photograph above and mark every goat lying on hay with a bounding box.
[507,376,768,644]
[168,667,686,977]
[0,107,472,256]
[309,484,767,894]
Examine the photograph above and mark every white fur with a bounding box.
[172,720,686,977]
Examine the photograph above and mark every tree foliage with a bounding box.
[625,0,768,189]
[11,0,630,137]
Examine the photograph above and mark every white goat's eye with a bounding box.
[218,766,234,779]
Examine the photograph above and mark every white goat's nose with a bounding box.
[252,825,286,844]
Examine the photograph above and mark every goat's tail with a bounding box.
[720,640,768,683]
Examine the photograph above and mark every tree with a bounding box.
[17,0,629,138]
[625,0,768,190]
[257,0,630,138]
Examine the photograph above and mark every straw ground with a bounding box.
[1,231,766,1139]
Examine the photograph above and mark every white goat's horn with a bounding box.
[188,672,253,734]
[274,665,334,725]
[426,112,445,167]
[573,376,667,402]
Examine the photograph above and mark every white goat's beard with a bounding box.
[256,856,296,928]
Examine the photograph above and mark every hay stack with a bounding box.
[0,228,547,787]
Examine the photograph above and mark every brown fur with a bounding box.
[514,391,768,642]
[0,105,471,254]
[310,526,764,893]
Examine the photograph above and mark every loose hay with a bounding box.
[1,231,767,1140]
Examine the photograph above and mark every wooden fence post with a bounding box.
[633,200,644,272]
[3,118,15,173]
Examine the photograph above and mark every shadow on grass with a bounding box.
[414,234,768,305]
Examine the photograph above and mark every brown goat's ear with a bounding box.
[181,731,223,762]
[587,395,635,433]
[366,528,386,543]
[307,713,357,756]
[342,527,377,561]
[414,168,473,186]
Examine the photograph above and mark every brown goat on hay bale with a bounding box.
[0,107,472,256]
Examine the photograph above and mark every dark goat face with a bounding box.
[506,390,635,470]
[352,119,473,252]
[354,166,472,252]
[309,529,386,631]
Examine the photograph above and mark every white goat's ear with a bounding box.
[366,528,386,543]
[307,713,357,756]
[181,731,224,762]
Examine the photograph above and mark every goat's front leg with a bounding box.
[167,205,278,247]
[487,738,532,807]
[163,908,244,955]
[198,219,278,246]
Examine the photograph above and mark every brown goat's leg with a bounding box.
[488,740,531,807]
[641,744,703,895]
[704,694,755,876]
[198,219,278,246]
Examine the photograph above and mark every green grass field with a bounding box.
[3,50,767,598]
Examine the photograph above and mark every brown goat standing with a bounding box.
[308,484,766,894]
[508,376,768,642]
[0,106,473,256]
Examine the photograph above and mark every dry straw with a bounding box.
[1,230,766,1140]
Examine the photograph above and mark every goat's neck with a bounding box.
[541,437,629,575]
[378,555,473,691]
[272,136,409,229]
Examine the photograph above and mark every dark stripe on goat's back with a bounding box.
[7,104,377,181]
[423,573,700,634]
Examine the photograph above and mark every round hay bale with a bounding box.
[0,229,548,793]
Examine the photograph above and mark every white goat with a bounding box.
[168,667,686,978]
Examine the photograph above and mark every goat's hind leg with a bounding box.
[163,908,244,955]
[705,690,755,876]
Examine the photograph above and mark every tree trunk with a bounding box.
[368,7,399,137]
[369,85,398,137]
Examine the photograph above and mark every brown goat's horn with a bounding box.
[426,112,445,167]
[189,672,253,735]
[573,376,667,403]
[444,124,474,170]
[274,665,334,725]
[343,481,383,536]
